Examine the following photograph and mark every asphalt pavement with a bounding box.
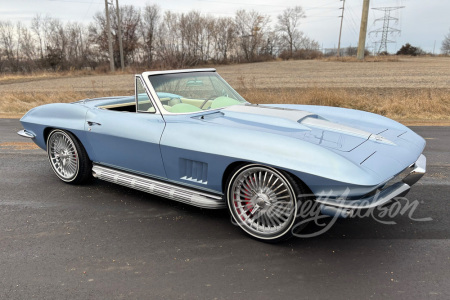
[0,119,449,299]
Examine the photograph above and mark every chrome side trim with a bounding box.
[92,164,225,209]
[403,154,426,186]
[17,129,35,138]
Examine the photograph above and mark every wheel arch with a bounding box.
[43,127,55,145]
[44,127,93,161]
[224,163,310,242]
[46,128,93,184]
[221,160,314,197]
[221,161,247,193]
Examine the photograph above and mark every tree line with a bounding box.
[0,5,321,73]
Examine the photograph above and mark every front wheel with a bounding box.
[226,164,308,242]
[46,129,92,184]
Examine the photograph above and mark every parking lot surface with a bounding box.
[1,119,449,299]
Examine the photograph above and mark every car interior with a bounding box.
[98,95,242,113]
[98,72,246,114]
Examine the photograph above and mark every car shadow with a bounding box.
[69,178,448,242]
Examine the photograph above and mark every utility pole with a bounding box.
[105,0,115,72]
[116,0,125,70]
[357,0,370,60]
[337,0,346,57]
[370,6,404,54]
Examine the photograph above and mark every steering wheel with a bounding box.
[165,97,182,107]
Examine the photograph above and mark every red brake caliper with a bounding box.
[234,177,253,221]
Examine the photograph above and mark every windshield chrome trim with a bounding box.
[142,68,216,77]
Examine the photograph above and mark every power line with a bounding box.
[82,0,96,20]
[345,5,361,41]
[196,0,338,10]
[49,0,102,3]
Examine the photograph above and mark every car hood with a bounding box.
[202,104,395,152]
[198,104,426,181]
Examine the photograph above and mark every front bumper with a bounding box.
[17,129,35,138]
[317,154,426,218]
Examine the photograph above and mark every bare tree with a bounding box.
[213,17,237,62]
[19,27,36,63]
[298,36,320,51]
[90,5,140,68]
[65,22,88,69]
[265,31,280,56]
[179,11,203,64]
[113,5,140,66]
[141,4,160,66]
[277,6,306,57]
[0,21,18,71]
[0,4,325,73]
[156,11,182,68]
[345,46,357,56]
[31,14,45,59]
[235,10,270,62]
[203,16,216,62]
[442,29,450,55]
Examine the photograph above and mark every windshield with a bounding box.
[148,71,248,113]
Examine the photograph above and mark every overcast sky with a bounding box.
[1,0,449,53]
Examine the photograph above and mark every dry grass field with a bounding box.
[1,57,449,124]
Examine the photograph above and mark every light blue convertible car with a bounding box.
[18,69,426,242]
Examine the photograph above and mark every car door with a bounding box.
[84,76,167,179]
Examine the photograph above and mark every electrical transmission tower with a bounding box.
[370,6,404,54]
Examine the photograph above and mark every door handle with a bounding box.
[87,121,102,126]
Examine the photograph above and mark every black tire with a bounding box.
[226,164,311,243]
[46,129,92,184]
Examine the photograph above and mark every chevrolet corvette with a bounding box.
[18,69,426,241]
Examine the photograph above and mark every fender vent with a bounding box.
[180,159,208,184]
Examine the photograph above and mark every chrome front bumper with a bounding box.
[17,129,35,138]
[402,154,426,186]
[317,154,426,218]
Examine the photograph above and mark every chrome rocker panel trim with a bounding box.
[17,129,35,138]
[318,154,426,217]
[92,164,225,209]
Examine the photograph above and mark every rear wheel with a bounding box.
[226,164,309,242]
[46,129,92,184]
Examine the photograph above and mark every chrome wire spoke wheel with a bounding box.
[228,165,297,240]
[47,131,79,181]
